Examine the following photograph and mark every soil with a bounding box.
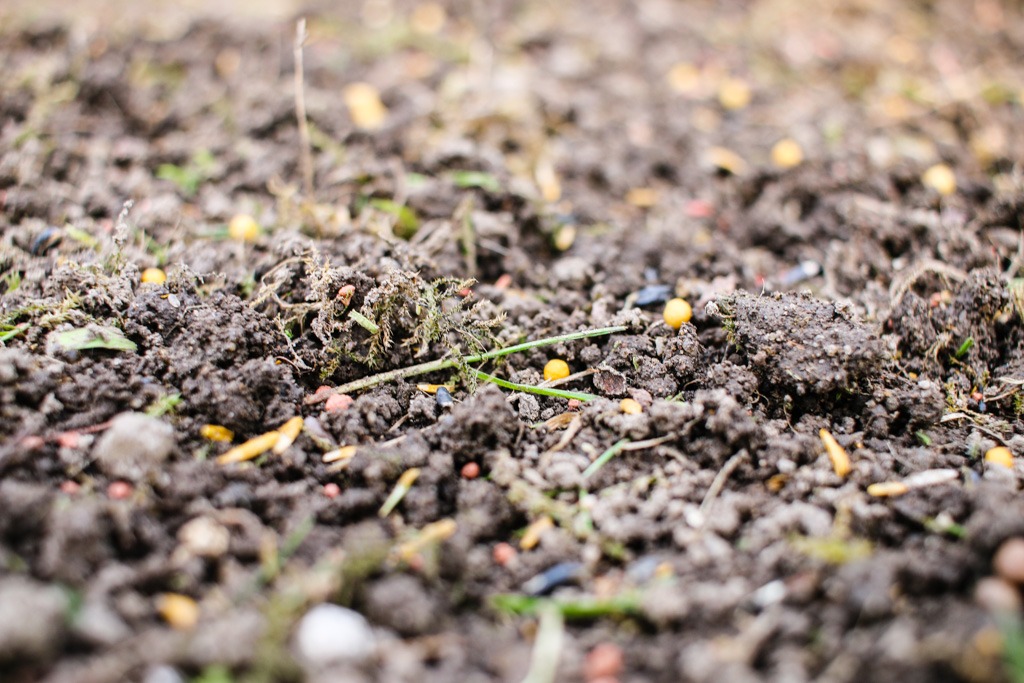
[2,1,1024,682]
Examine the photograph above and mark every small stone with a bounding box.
[71,599,131,646]
[93,412,175,481]
[294,604,376,666]
[994,537,1024,584]
[143,665,185,683]
[177,516,230,558]
[975,576,1022,614]
[325,394,354,413]
[0,576,68,660]
[60,480,80,494]
[107,481,133,500]
[584,642,624,681]
[493,542,517,567]
[323,483,341,498]
[460,462,480,479]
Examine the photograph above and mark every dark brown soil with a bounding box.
[2,1,1024,682]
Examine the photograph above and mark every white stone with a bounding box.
[93,412,175,481]
[294,604,376,666]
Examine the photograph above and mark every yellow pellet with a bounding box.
[819,428,850,478]
[141,267,167,285]
[156,593,200,630]
[200,424,234,442]
[397,468,421,489]
[922,163,957,196]
[986,446,1014,468]
[867,481,909,497]
[344,82,388,130]
[543,359,571,382]
[718,77,752,110]
[394,518,458,563]
[626,187,659,208]
[216,430,280,465]
[553,224,576,251]
[706,146,748,175]
[620,398,643,415]
[666,62,700,94]
[535,159,561,203]
[520,516,554,550]
[323,445,357,463]
[771,138,804,169]
[228,214,260,242]
[410,2,446,34]
[272,416,304,455]
[663,298,693,329]
[416,383,454,395]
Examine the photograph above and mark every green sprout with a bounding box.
[490,592,642,620]
[145,393,182,418]
[451,170,501,192]
[53,326,137,352]
[157,149,216,197]
[955,336,975,359]
[581,439,630,480]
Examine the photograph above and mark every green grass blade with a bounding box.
[581,439,630,480]
[470,368,598,401]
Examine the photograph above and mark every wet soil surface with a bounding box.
[2,1,1024,681]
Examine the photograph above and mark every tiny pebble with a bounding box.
[0,576,67,660]
[177,517,230,558]
[436,386,454,408]
[59,481,80,495]
[994,537,1024,584]
[142,665,185,683]
[975,576,1023,614]
[567,399,582,411]
[633,283,672,307]
[460,462,480,479]
[493,542,517,567]
[325,394,353,413]
[107,481,133,500]
[685,199,714,218]
[314,385,333,396]
[21,435,45,450]
[323,483,341,498]
[93,412,176,481]
[56,431,80,449]
[294,603,376,665]
[584,642,625,681]
[523,561,583,596]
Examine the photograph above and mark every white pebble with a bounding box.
[294,604,376,666]
[177,517,230,558]
[93,412,175,481]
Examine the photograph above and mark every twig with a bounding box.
[305,325,626,404]
[699,450,747,521]
[294,18,314,199]
[520,603,564,683]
